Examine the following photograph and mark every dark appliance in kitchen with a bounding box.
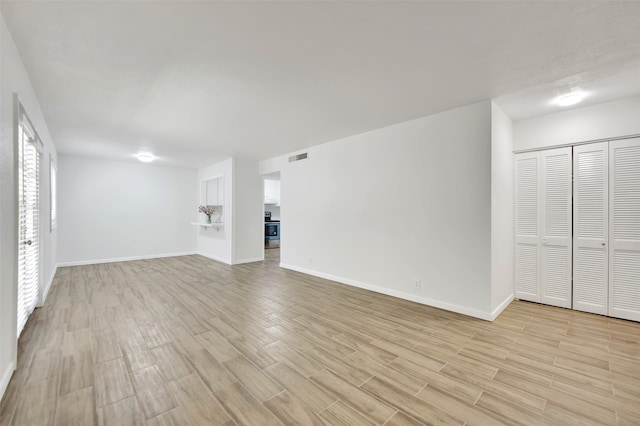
[265,211,280,248]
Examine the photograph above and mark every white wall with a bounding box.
[490,102,514,314]
[514,96,640,151]
[259,154,288,176]
[197,159,233,264]
[58,155,197,265]
[263,101,496,319]
[232,158,263,264]
[0,14,58,400]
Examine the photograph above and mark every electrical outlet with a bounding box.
[414,279,421,290]
[308,257,313,265]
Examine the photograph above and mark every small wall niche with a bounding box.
[201,175,224,223]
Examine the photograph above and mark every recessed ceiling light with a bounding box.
[135,152,155,163]
[555,92,586,107]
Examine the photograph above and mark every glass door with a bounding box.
[17,113,42,337]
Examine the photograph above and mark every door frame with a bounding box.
[261,171,281,260]
[513,134,640,321]
[15,98,44,334]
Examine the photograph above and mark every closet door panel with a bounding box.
[540,148,572,308]
[515,152,540,302]
[609,138,640,321]
[573,143,608,315]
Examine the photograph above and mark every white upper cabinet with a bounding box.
[264,179,280,205]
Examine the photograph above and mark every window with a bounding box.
[50,156,57,231]
[17,110,42,337]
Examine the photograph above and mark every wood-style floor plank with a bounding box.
[93,357,135,408]
[149,343,192,383]
[310,368,395,424]
[213,381,281,426]
[130,366,176,419]
[263,391,325,425]
[53,387,95,426]
[222,355,283,402]
[166,374,231,426]
[318,400,379,425]
[58,350,94,395]
[265,362,337,413]
[97,395,144,426]
[1,249,639,425]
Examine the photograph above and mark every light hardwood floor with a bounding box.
[1,249,639,425]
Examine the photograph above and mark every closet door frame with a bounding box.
[514,136,640,322]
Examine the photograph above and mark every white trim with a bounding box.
[196,251,232,265]
[38,266,57,307]
[490,293,514,321]
[201,173,224,183]
[57,251,197,267]
[232,257,264,265]
[0,361,16,402]
[513,133,640,154]
[279,263,496,321]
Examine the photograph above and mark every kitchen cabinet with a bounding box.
[264,178,280,205]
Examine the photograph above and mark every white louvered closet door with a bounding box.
[540,148,572,308]
[17,116,41,337]
[609,137,640,322]
[573,143,609,315]
[515,152,541,302]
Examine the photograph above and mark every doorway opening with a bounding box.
[262,171,281,264]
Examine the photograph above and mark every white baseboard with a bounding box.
[196,251,232,265]
[0,361,15,403]
[490,293,514,321]
[232,257,264,265]
[38,266,58,307]
[279,263,496,321]
[57,251,197,267]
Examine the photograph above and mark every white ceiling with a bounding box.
[2,1,640,168]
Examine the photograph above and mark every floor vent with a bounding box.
[289,152,308,163]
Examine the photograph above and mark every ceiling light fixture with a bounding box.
[135,152,155,163]
[555,91,586,107]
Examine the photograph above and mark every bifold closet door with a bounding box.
[609,137,640,322]
[573,143,609,315]
[515,152,541,302]
[515,148,572,307]
[539,148,572,308]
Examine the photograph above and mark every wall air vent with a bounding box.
[289,152,308,163]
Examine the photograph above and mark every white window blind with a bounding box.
[17,115,41,337]
[50,156,57,231]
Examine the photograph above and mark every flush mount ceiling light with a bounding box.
[135,152,155,163]
[555,91,586,107]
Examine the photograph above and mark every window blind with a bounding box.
[50,156,57,231]
[17,117,41,337]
